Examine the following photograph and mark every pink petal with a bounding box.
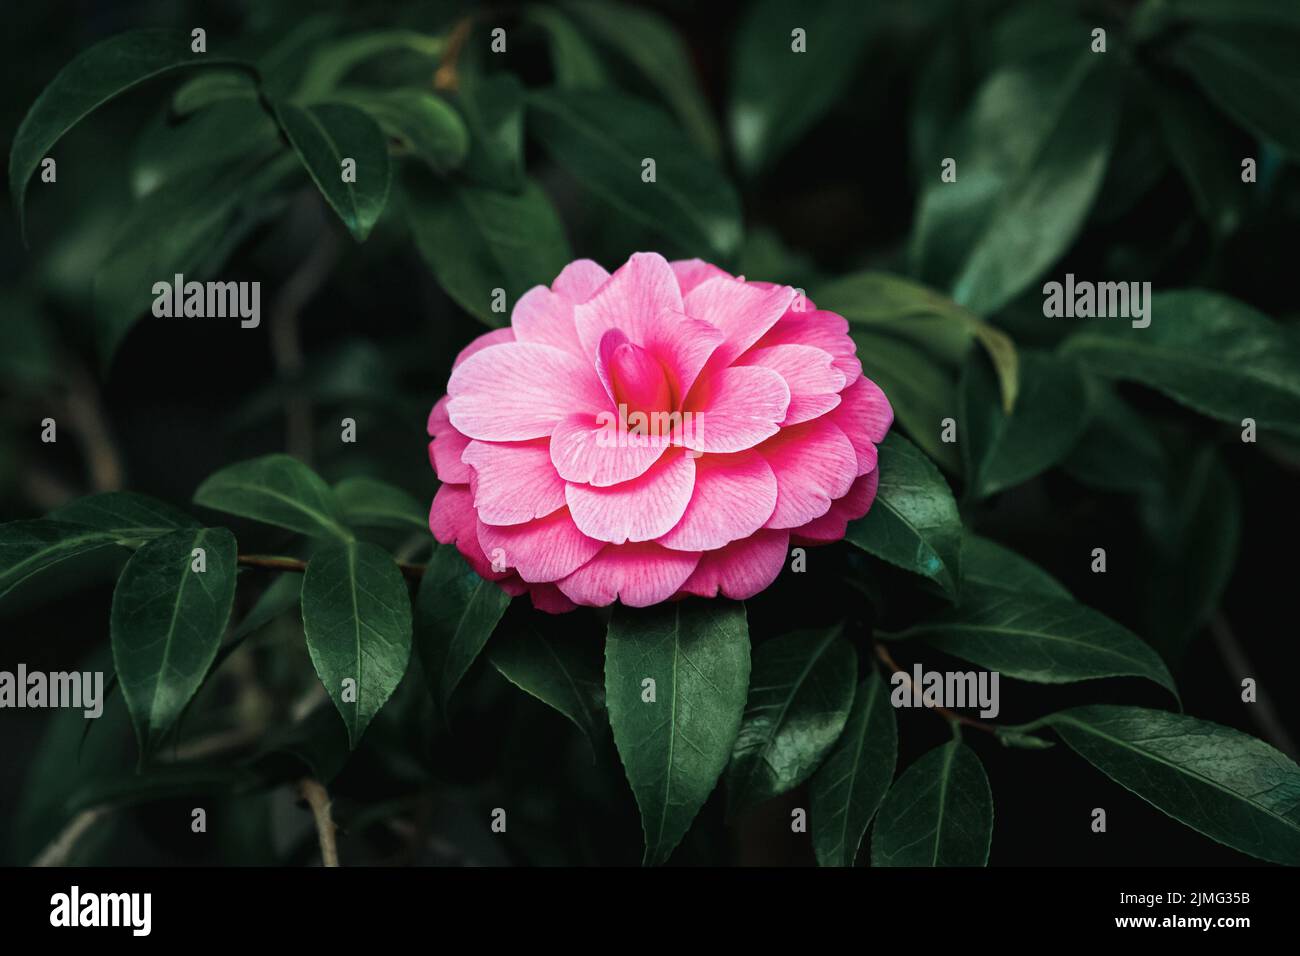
[792,470,881,544]
[832,374,893,475]
[753,309,860,379]
[684,276,795,366]
[565,452,696,544]
[758,417,858,528]
[556,542,701,608]
[574,253,684,360]
[462,438,566,525]
[476,507,604,583]
[427,396,471,483]
[447,342,607,441]
[429,483,508,581]
[596,328,674,412]
[528,582,577,614]
[549,412,670,486]
[643,308,726,404]
[681,365,790,453]
[452,327,515,371]
[670,258,734,295]
[678,530,789,600]
[552,258,610,303]
[738,344,846,426]
[510,286,585,357]
[658,451,777,551]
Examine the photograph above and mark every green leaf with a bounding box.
[455,69,526,191]
[488,618,605,755]
[606,600,751,865]
[110,527,238,755]
[1168,27,1300,158]
[729,0,873,175]
[171,70,259,115]
[49,492,198,540]
[1062,380,1169,498]
[335,88,468,174]
[851,330,961,473]
[334,476,426,531]
[960,350,1089,498]
[404,171,572,326]
[951,56,1123,315]
[563,0,720,157]
[296,30,443,100]
[900,584,1177,698]
[272,100,392,241]
[301,539,413,748]
[727,628,857,816]
[1045,705,1300,865]
[809,672,897,867]
[1137,0,1300,32]
[527,6,609,90]
[871,739,993,866]
[1062,290,1300,439]
[0,520,124,604]
[529,89,742,260]
[9,29,253,239]
[414,544,512,721]
[193,453,351,540]
[845,432,963,599]
[961,534,1070,600]
[816,271,1018,411]
[131,99,281,199]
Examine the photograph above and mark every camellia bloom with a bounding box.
[427,252,892,612]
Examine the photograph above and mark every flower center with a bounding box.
[608,340,673,420]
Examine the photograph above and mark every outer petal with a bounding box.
[758,417,858,528]
[566,452,695,544]
[831,374,893,475]
[556,542,700,608]
[684,276,795,365]
[552,258,610,302]
[574,252,684,360]
[670,258,733,295]
[678,530,789,600]
[681,365,790,453]
[791,469,880,544]
[658,450,777,551]
[476,508,604,583]
[462,438,566,525]
[447,342,608,441]
[427,396,471,483]
[430,483,507,581]
[527,582,578,614]
[510,285,585,357]
[550,412,670,486]
[753,309,861,380]
[452,327,515,370]
[738,344,846,426]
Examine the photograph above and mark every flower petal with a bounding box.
[831,374,893,475]
[552,258,610,302]
[574,252,684,359]
[566,452,696,544]
[549,412,670,486]
[511,285,585,357]
[658,450,777,551]
[670,258,733,295]
[427,396,471,483]
[462,438,567,525]
[678,530,789,600]
[557,542,700,607]
[758,417,858,528]
[477,507,604,583]
[753,308,861,380]
[452,327,515,370]
[791,469,881,544]
[684,275,795,365]
[682,365,790,453]
[738,343,846,425]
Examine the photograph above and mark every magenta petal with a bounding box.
[759,417,858,528]
[682,365,790,453]
[792,470,881,544]
[447,342,608,441]
[427,396,472,483]
[476,507,604,583]
[528,582,578,614]
[511,285,585,357]
[566,452,696,544]
[738,343,846,426]
[574,252,684,360]
[832,374,894,475]
[552,258,610,303]
[451,327,515,371]
[463,438,567,525]
[684,276,795,365]
[669,258,733,295]
[556,542,701,607]
[754,309,861,381]
[678,530,789,600]
[549,412,669,487]
[658,450,777,551]
[430,483,507,581]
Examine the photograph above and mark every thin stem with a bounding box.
[298,778,340,867]
[1210,612,1298,759]
[873,643,1000,736]
[238,553,426,580]
[434,16,474,91]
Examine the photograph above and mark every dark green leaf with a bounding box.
[0,520,124,604]
[960,350,1088,497]
[528,6,609,90]
[171,70,259,115]
[727,628,856,815]
[1062,380,1168,498]
[414,544,512,720]
[9,29,253,238]
[871,739,992,866]
[606,600,750,865]
[193,453,351,540]
[131,99,281,198]
[1046,705,1300,865]
[404,171,571,326]
[335,476,426,531]
[901,584,1177,697]
[845,432,963,599]
[110,527,237,755]
[456,69,525,191]
[273,101,392,241]
[301,539,413,748]
[296,30,443,100]
[961,534,1070,600]
[49,491,198,540]
[529,89,742,259]
[810,672,897,867]
[1062,290,1300,438]
[336,88,467,174]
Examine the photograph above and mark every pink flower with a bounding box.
[427,252,892,612]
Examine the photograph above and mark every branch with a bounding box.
[32,807,110,866]
[874,643,999,736]
[63,360,124,492]
[298,778,340,867]
[238,553,426,581]
[434,16,474,92]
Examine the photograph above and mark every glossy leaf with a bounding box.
[296,30,443,100]
[335,476,426,531]
[871,739,992,866]
[110,527,238,755]
[1046,705,1300,865]
[455,69,525,191]
[414,543,512,721]
[171,70,258,115]
[845,432,963,599]
[193,453,351,540]
[1063,290,1300,438]
[529,89,742,259]
[273,100,391,241]
[0,521,123,604]
[727,628,857,815]
[961,534,1070,600]
[301,539,413,748]
[336,88,468,174]
[1062,380,1168,498]
[606,600,750,865]
[809,672,897,867]
[49,491,197,540]
[528,6,611,90]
